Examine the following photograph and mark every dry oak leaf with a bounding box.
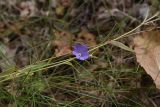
[134,29,160,89]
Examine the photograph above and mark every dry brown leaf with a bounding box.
[53,31,72,57]
[76,28,97,47]
[134,29,160,89]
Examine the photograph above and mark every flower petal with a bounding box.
[74,44,88,52]
[72,51,77,56]
[76,55,82,60]
[72,43,89,60]
[81,52,89,60]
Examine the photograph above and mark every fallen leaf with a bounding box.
[134,28,160,89]
[53,31,72,57]
[76,28,97,47]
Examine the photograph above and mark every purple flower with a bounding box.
[72,44,89,60]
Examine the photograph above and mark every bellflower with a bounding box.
[72,44,89,60]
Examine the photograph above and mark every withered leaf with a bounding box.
[53,31,72,57]
[76,28,97,47]
[134,29,160,89]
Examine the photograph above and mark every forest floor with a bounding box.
[0,0,160,107]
